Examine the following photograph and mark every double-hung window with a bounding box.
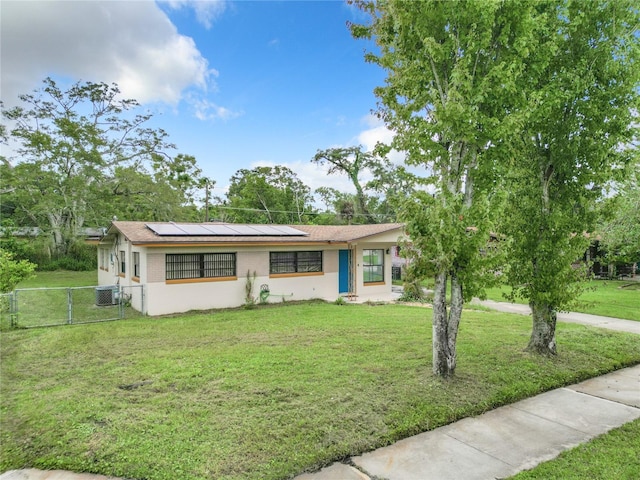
[99,248,108,271]
[166,253,236,281]
[363,249,384,283]
[133,252,140,278]
[119,250,126,276]
[270,251,322,275]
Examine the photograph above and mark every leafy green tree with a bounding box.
[0,248,36,293]
[314,186,386,225]
[0,221,37,262]
[312,146,386,224]
[501,0,639,355]
[352,0,534,377]
[151,153,205,206]
[222,166,315,224]
[598,170,640,265]
[1,78,176,254]
[366,163,417,222]
[106,164,203,223]
[314,187,352,224]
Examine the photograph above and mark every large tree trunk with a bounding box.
[352,176,375,224]
[47,208,86,256]
[525,159,558,356]
[527,301,557,355]
[432,271,463,377]
[47,212,66,256]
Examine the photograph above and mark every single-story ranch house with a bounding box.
[98,221,405,316]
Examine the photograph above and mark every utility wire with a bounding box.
[212,205,398,220]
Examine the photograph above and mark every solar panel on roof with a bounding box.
[226,225,261,235]
[201,224,236,235]
[251,225,282,235]
[177,224,213,235]
[145,223,308,237]
[146,223,185,235]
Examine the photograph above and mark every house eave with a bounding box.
[133,241,341,248]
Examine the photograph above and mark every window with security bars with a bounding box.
[166,253,236,280]
[270,251,322,274]
[363,249,384,283]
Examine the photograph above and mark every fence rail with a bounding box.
[0,285,144,330]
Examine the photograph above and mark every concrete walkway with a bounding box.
[3,302,639,480]
[472,299,640,335]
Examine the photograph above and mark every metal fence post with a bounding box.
[11,290,18,328]
[67,288,73,324]
[118,286,124,319]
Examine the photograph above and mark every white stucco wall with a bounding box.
[97,246,113,286]
[98,228,401,316]
[139,245,343,316]
[97,235,145,312]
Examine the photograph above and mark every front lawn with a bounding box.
[1,302,639,480]
[482,280,640,321]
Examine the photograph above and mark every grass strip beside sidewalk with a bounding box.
[508,418,640,479]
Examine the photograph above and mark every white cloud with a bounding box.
[191,97,243,121]
[0,0,215,107]
[162,0,227,29]
[245,116,409,201]
[357,114,405,164]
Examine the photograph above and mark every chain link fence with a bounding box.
[0,285,144,330]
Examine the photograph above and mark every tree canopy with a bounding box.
[597,161,640,267]
[312,146,387,224]
[352,0,530,376]
[1,78,206,254]
[220,166,315,224]
[351,0,639,372]
[500,0,640,354]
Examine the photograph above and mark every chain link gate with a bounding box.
[0,292,17,330]
[0,285,144,329]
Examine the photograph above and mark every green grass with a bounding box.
[574,281,640,320]
[508,418,640,479]
[2,302,639,480]
[17,270,98,288]
[481,280,640,321]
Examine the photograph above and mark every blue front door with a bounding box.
[339,250,350,293]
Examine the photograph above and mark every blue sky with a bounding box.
[1,0,393,197]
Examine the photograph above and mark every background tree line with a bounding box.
[0,79,403,271]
